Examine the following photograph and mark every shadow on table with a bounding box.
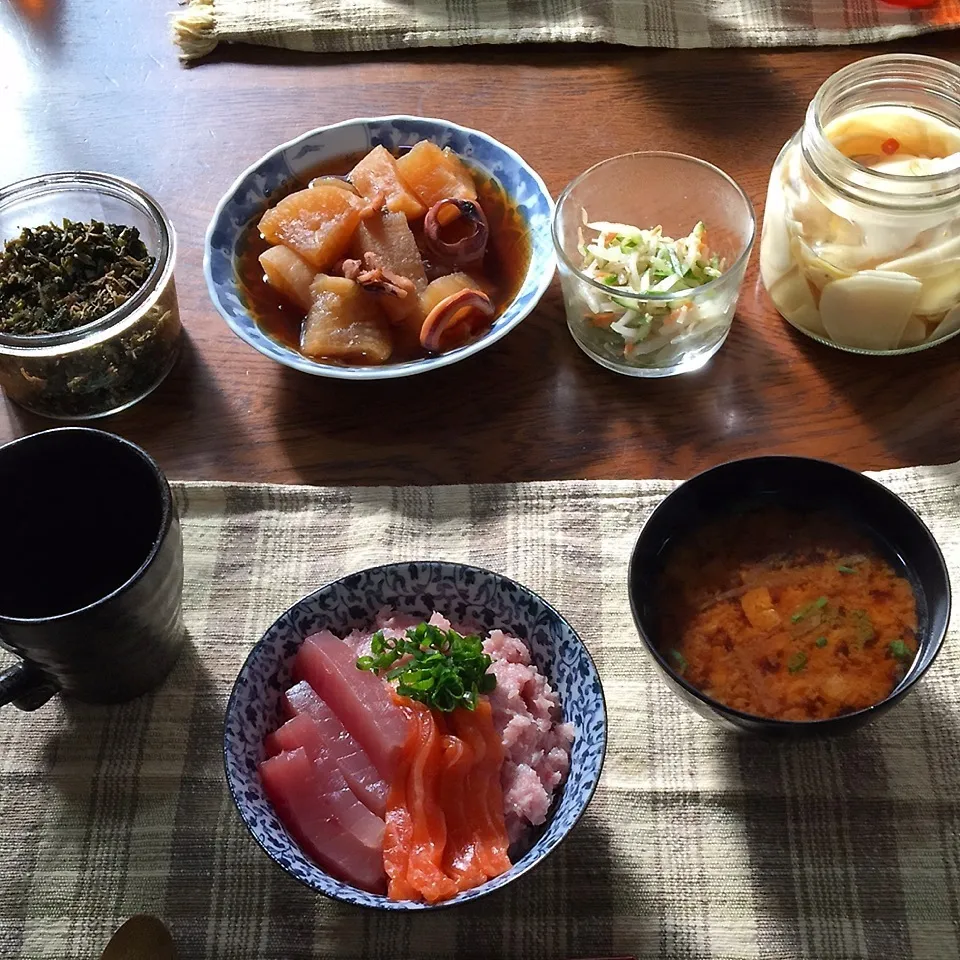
[5,0,61,46]
[778,314,960,469]
[270,278,800,486]
[234,813,650,960]
[270,295,592,486]
[729,686,959,960]
[41,633,216,799]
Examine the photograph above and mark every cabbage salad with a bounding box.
[576,219,728,363]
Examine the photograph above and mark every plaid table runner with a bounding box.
[173,0,960,61]
[2,468,960,959]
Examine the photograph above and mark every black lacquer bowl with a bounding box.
[628,456,951,736]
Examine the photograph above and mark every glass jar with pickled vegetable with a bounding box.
[760,54,960,354]
[0,172,181,419]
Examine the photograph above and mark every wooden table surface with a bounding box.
[3,1,959,486]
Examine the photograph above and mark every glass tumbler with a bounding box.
[553,152,755,377]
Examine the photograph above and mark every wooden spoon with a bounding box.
[99,915,177,960]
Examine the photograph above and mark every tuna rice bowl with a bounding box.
[257,608,575,904]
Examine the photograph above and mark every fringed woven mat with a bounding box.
[173,0,960,61]
[3,468,960,958]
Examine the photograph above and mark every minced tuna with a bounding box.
[483,630,574,843]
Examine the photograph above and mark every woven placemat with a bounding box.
[2,469,960,959]
[173,0,960,61]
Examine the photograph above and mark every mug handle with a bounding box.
[0,660,58,711]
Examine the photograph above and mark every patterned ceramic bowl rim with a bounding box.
[223,560,607,910]
[204,116,556,380]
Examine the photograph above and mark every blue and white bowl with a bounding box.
[205,117,555,380]
[224,561,606,910]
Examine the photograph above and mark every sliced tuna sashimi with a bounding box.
[293,631,410,779]
[279,682,388,817]
[259,747,386,893]
[312,742,385,852]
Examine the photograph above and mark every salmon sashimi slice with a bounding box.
[258,245,316,311]
[382,699,419,901]
[293,631,410,780]
[349,145,427,220]
[258,184,369,271]
[259,747,386,893]
[280,682,388,816]
[438,732,487,891]
[402,702,458,903]
[395,141,478,210]
[449,699,511,879]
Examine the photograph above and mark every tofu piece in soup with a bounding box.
[301,276,393,364]
[258,184,368,271]
[259,245,316,311]
[350,146,426,220]
[396,141,477,209]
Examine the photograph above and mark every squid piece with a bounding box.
[420,287,495,352]
[423,199,489,266]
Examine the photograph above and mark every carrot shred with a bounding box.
[589,311,617,328]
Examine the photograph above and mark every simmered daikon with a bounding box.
[239,140,529,367]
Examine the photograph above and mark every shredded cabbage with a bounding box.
[576,218,729,365]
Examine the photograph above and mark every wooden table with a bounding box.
[3,1,958,485]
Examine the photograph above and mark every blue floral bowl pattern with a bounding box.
[204,117,555,380]
[223,561,606,910]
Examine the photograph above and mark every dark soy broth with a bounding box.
[235,152,532,363]
[0,445,162,619]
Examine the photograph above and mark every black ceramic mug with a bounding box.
[0,428,184,710]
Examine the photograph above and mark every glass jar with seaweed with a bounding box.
[0,172,181,419]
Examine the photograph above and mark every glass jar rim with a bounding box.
[804,54,960,208]
[551,151,756,301]
[0,171,174,349]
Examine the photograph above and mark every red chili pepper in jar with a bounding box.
[881,137,901,155]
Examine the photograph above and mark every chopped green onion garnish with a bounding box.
[888,639,911,661]
[815,636,828,648]
[356,623,495,712]
[787,652,808,674]
[791,596,828,623]
[669,649,688,674]
[837,565,856,574]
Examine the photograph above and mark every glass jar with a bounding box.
[0,172,182,419]
[553,152,755,377]
[760,54,960,355]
